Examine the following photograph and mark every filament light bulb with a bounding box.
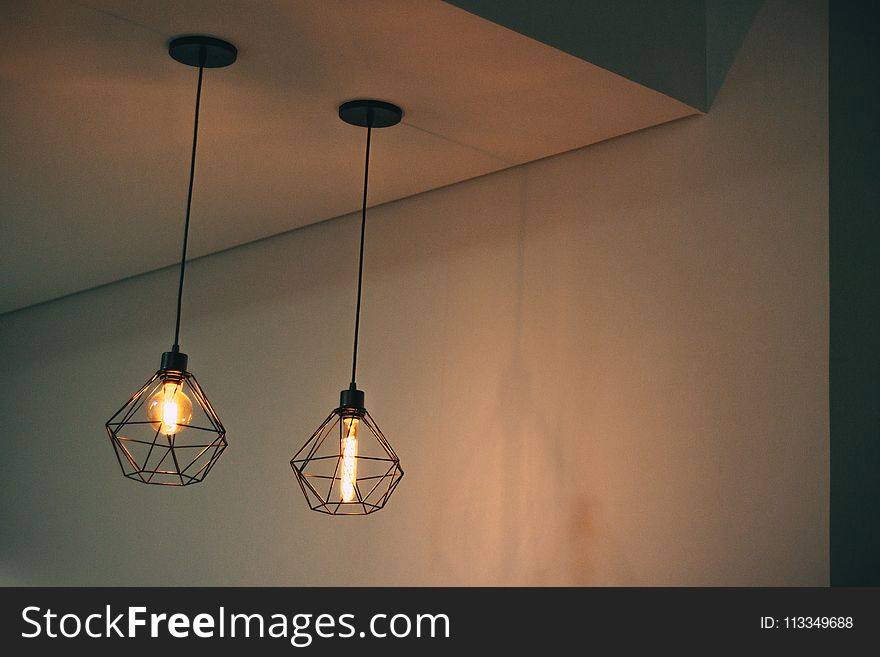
[146,381,193,436]
[341,416,359,502]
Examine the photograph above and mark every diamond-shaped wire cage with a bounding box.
[291,408,403,515]
[106,370,227,486]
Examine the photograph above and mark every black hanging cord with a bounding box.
[172,49,206,353]
[350,118,373,388]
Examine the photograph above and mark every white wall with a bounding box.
[0,0,827,586]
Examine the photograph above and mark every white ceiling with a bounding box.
[0,0,697,314]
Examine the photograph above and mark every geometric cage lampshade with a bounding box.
[291,399,403,515]
[106,362,227,486]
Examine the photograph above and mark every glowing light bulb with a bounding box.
[146,381,193,436]
[340,416,359,502]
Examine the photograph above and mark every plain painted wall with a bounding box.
[0,0,827,586]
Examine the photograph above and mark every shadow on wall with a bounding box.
[434,168,635,585]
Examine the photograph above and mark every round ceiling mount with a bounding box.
[338,100,403,128]
[168,35,237,68]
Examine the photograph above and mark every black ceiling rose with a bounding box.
[168,35,238,68]
[338,99,403,128]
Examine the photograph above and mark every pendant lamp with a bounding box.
[105,36,236,486]
[290,100,404,515]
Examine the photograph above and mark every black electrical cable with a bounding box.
[172,49,206,353]
[350,119,373,388]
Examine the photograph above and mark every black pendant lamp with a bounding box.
[105,36,236,486]
[290,100,404,515]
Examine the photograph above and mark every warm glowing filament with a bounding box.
[341,417,359,502]
[162,394,180,434]
[146,382,193,436]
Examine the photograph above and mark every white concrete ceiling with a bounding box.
[0,0,697,314]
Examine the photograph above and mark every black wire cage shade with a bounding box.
[107,366,227,486]
[292,403,403,515]
[290,100,404,515]
[105,36,235,486]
